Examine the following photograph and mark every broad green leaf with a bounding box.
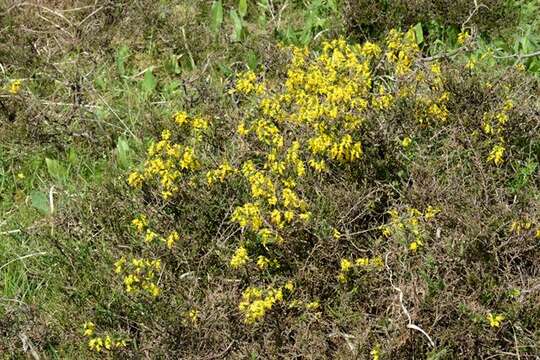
[230,9,244,42]
[210,1,223,34]
[116,137,132,169]
[413,23,424,44]
[217,63,232,76]
[239,0,248,18]
[246,51,258,70]
[45,158,67,184]
[141,69,157,94]
[31,190,50,214]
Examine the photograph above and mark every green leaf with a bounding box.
[413,22,424,44]
[141,69,157,94]
[210,0,223,34]
[239,0,248,18]
[230,9,244,42]
[217,62,232,77]
[246,51,258,70]
[115,45,130,76]
[45,158,67,184]
[116,137,132,169]
[31,190,50,214]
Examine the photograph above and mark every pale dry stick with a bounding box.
[0,229,22,235]
[1,297,29,307]
[129,65,159,80]
[266,0,276,21]
[384,253,436,347]
[421,46,467,62]
[345,225,381,237]
[513,326,521,360]
[494,50,540,59]
[78,5,104,26]
[19,333,40,360]
[0,252,48,272]
[328,332,356,352]
[4,2,73,27]
[276,0,288,31]
[48,186,55,215]
[35,12,73,38]
[59,5,95,13]
[462,2,489,28]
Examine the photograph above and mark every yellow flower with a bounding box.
[187,309,199,324]
[306,301,319,310]
[131,215,147,232]
[370,256,384,268]
[257,256,270,270]
[104,335,112,350]
[401,136,412,148]
[165,231,179,249]
[487,313,504,328]
[457,31,470,45]
[487,145,505,165]
[8,79,22,94]
[114,257,126,274]
[127,171,144,188]
[144,229,158,243]
[83,321,95,337]
[370,346,380,360]
[424,205,440,221]
[174,111,189,126]
[340,258,352,272]
[284,281,294,292]
[230,246,249,269]
[355,258,369,266]
[89,337,103,352]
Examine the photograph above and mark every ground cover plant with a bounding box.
[0,0,539,359]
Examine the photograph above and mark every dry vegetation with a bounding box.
[0,0,539,359]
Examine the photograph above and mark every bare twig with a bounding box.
[494,50,540,60]
[385,253,436,347]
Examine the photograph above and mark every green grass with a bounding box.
[1,0,539,358]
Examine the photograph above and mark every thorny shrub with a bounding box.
[83,28,540,357]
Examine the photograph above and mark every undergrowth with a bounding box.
[0,0,539,358]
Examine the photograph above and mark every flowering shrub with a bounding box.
[83,27,538,357]
[121,29,456,323]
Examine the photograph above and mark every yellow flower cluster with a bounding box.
[186,309,199,325]
[239,283,294,323]
[414,63,450,123]
[457,31,470,45]
[230,245,249,268]
[234,70,265,96]
[380,205,440,251]
[122,30,457,325]
[338,256,384,283]
[131,215,179,249]
[487,313,504,328]
[8,79,22,94]
[114,257,161,297]
[128,112,208,199]
[385,29,419,76]
[509,218,540,238]
[482,99,513,165]
[83,322,126,353]
[206,161,236,185]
